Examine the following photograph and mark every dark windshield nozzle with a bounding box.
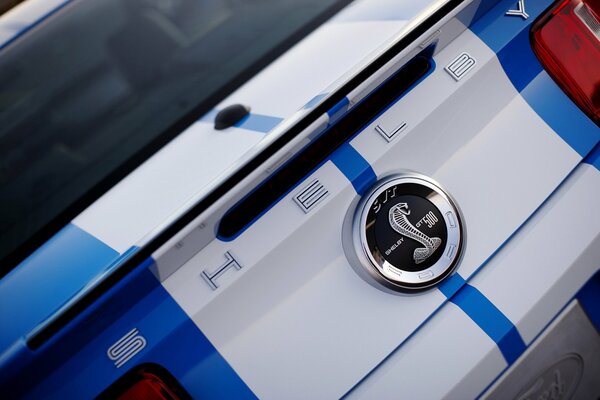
[214,104,251,130]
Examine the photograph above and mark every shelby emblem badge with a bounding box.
[346,174,464,292]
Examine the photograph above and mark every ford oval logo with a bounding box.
[516,354,583,400]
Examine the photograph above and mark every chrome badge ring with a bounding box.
[349,173,464,292]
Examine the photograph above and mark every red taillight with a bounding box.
[98,364,189,400]
[531,0,600,125]
[117,372,181,400]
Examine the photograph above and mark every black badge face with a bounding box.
[350,174,463,292]
[370,191,447,272]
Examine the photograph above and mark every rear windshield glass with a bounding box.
[0,0,350,275]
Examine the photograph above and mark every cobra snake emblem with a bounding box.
[388,203,441,264]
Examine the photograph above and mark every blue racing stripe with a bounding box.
[478,270,600,398]
[521,72,600,157]
[0,223,120,356]
[1,260,256,399]
[234,113,283,133]
[448,284,526,364]
[199,109,282,133]
[583,143,600,171]
[470,0,600,158]
[470,0,550,54]
[438,272,466,298]
[576,271,600,337]
[330,142,377,195]
[471,0,504,23]
[343,272,526,398]
[439,273,526,364]
[327,97,350,125]
[496,27,543,92]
